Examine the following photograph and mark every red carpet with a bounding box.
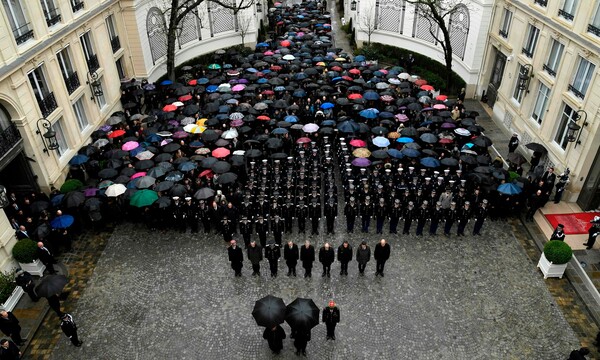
[545,213,600,235]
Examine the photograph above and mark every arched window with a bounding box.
[0,104,11,131]
[178,12,198,47]
[208,0,235,36]
[146,7,167,64]
[449,4,470,60]
[376,0,405,34]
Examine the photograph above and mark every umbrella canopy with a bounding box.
[212,147,231,158]
[525,142,547,154]
[253,295,286,328]
[497,183,522,195]
[35,274,68,298]
[507,152,526,165]
[285,298,320,330]
[129,189,159,207]
[60,179,84,193]
[372,136,390,147]
[352,148,371,158]
[193,187,215,200]
[105,183,127,197]
[50,215,74,229]
[62,191,85,208]
[217,172,238,184]
[351,158,371,167]
[420,157,441,168]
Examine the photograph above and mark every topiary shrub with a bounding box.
[543,240,573,265]
[12,239,39,264]
[0,272,16,304]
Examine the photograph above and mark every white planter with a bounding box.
[537,253,569,279]
[1,286,23,312]
[18,260,46,277]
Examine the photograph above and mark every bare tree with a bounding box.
[406,0,465,91]
[358,8,377,46]
[162,0,255,81]
[236,12,254,46]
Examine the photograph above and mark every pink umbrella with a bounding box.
[433,104,447,110]
[296,137,312,144]
[349,139,366,147]
[172,131,188,139]
[395,114,409,122]
[264,51,274,56]
[160,139,173,146]
[230,119,244,127]
[232,84,246,92]
[212,147,230,158]
[122,141,139,151]
[280,40,291,47]
[131,172,147,179]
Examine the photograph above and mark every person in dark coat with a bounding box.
[322,300,340,340]
[300,240,315,278]
[429,201,444,235]
[525,190,545,222]
[293,328,311,356]
[415,201,429,236]
[264,241,281,277]
[246,240,263,276]
[263,325,286,354]
[0,311,23,346]
[443,202,457,237]
[227,240,243,277]
[255,216,269,248]
[356,241,371,275]
[283,240,299,276]
[46,293,64,317]
[568,347,590,360]
[271,216,284,246]
[389,199,402,234]
[37,241,57,275]
[319,243,335,277]
[220,216,233,242]
[374,239,390,277]
[456,202,471,237]
[550,224,566,241]
[584,218,600,249]
[60,313,82,346]
[508,133,519,153]
[324,198,337,234]
[472,199,489,235]
[360,196,373,233]
[239,216,253,248]
[0,339,20,360]
[344,197,358,233]
[15,269,38,302]
[337,241,352,276]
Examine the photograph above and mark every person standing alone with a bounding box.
[60,313,83,347]
[374,239,390,277]
[227,240,243,277]
[322,300,340,340]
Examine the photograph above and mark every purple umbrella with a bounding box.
[172,131,188,139]
[351,158,371,167]
[84,188,99,197]
[441,122,456,129]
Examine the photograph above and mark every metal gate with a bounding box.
[412,6,437,44]
[178,12,198,48]
[449,4,469,60]
[208,0,235,36]
[376,0,405,34]
[146,7,167,64]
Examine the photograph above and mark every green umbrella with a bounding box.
[208,63,221,70]
[60,179,84,193]
[129,189,159,208]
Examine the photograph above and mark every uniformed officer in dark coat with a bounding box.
[198,200,211,233]
[429,201,444,235]
[184,197,199,233]
[300,240,315,278]
[60,313,82,346]
[284,240,299,276]
[360,196,373,233]
[271,215,284,245]
[308,200,321,235]
[389,199,402,234]
[415,201,429,236]
[282,200,295,233]
[374,198,387,235]
[319,243,335,277]
[247,240,263,276]
[227,240,243,277]
[444,202,458,237]
[220,215,233,242]
[296,201,308,234]
[239,216,253,247]
[324,198,337,234]
[264,241,281,277]
[550,224,566,241]
[456,201,471,236]
[337,241,352,276]
[402,201,416,235]
[344,197,358,233]
[255,216,269,248]
[472,199,489,236]
[170,196,185,231]
[15,269,38,302]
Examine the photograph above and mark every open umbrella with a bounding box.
[285,298,320,330]
[420,133,438,144]
[105,184,127,197]
[50,215,74,229]
[62,192,85,208]
[129,189,158,207]
[212,147,231,158]
[472,136,493,147]
[507,152,526,165]
[352,148,371,158]
[35,275,68,298]
[372,136,390,147]
[420,157,441,168]
[525,142,547,154]
[351,158,371,167]
[217,172,238,184]
[136,176,156,189]
[497,183,522,195]
[253,295,286,328]
[60,179,84,193]
[34,223,51,240]
[69,154,89,165]
[194,187,215,200]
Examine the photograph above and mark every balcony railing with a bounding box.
[558,9,574,21]
[534,0,547,7]
[568,84,585,100]
[110,35,121,53]
[72,1,84,12]
[521,47,534,58]
[0,122,22,157]
[64,71,80,94]
[542,64,556,77]
[86,54,99,73]
[499,29,508,38]
[588,24,600,37]
[37,92,58,117]
[12,23,34,45]
[45,10,62,27]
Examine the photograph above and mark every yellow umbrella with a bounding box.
[184,124,205,134]
[196,118,208,126]
[352,148,371,158]
[387,131,400,139]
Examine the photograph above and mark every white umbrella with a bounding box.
[105,183,127,197]
[222,129,239,139]
[172,101,184,107]
[283,54,295,60]
[398,72,410,80]
[93,139,109,148]
[184,124,205,134]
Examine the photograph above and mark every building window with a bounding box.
[41,0,61,27]
[28,65,57,117]
[559,0,577,21]
[543,39,564,77]
[96,80,106,109]
[2,0,34,45]
[57,47,80,95]
[71,0,84,13]
[52,118,69,156]
[106,15,120,53]
[80,31,99,73]
[554,103,578,150]
[512,64,527,103]
[531,83,550,125]
[522,25,539,58]
[499,8,512,38]
[115,57,126,80]
[590,3,600,36]
[72,97,89,131]
[568,57,595,100]
[534,0,547,7]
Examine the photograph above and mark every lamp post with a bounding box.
[0,185,8,208]
[36,118,59,154]
[517,64,533,93]
[256,1,262,12]
[567,110,588,148]
[351,0,357,11]
[86,71,103,102]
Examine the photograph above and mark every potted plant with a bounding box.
[0,271,22,312]
[12,239,45,276]
[537,240,573,279]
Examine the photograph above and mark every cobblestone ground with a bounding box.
[48,218,579,359]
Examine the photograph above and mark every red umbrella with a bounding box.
[257,115,271,121]
[349,139,366,147]
[421,85,434,91]
[199,169,214,178]
[331,66,342,71]
[296,137,311,144]
[349,68,361,75]
[436,95,448,101]
[212,147,230,158]
[415,79,428,86]
[280,40,291,47]
[261,90,274,96]
[270,65,282,71]
[342,76,353,81]
[439,138,454,144]
[163,104,177,112]
[348,93,362,100]
[188,79,197,86]
[179,94,193,101]
[108,129,125,138]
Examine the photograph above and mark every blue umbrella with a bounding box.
[387,149,404,159]
[50,215,74,229]
[320,102,335,109]
[379,112,394,119]
[246,68,258,73]
[256,42,269,47]
[50,194,64,207]
[284,115,298,123]
[359,108,379,119]
[355,55,366,62]
[160,80,173,85]
[272,128,288,135]
[178,162,197,172]
[197,78,209,84]
[420,157,441,168]
[145,134,162,143]
[293,89,307,97]
[206,85,218,93]
[497,183,522,195]
[396,137,414,143]
[294,73,307,80]
[130,147,144,157]
[363,91,380,101]
[402,148,421,158]
[337,120,360,133]
[320,120,336,126]
[372,136,390,147]
[69,154,89,165]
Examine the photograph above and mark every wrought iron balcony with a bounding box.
[45,10,62,27]
[534,0,547,7]
[37,92,58,117]
[72,1,84,12]
[568,84,585,100]
[12,23,34,45]
[110,35,121,53]
[558,9,574,21]
[498,29,508,38]
[588,24,600,37]
[64,71,80,94]
[542,64,556,77]
[86,54,99,73]
[521,47,534,58]
[0,122,22,157]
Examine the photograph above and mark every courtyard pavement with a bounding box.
[48,219,579,359]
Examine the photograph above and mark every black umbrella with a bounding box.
[62,191,85,208]
[400,127,418,137]
[84,197,102,211]
[30,201,50,214]
[507,152,526,165]
[35,275,68,298]
[98,168,118,179]
[217,172,238,184]
[253,295,286,328]
[285,298,320,330]
[194,187,215,200]
[525,142,547,154]
[212,161,231,174]
[163,143,181,153]
[460,155,477,165]
[245,149,263,158]
[155,196,172,209]
[472,136,493,147]
[371,150,389,159]
[441,158,459,167]
[477,155,491,165]
[201,157,218,168]
[135,159,155,170]
[154,181,174,192]
[266,138,283,149]
[474,166,493,174]
[34,223,51,240]
[202,130,220,142]
[169,184,188,197]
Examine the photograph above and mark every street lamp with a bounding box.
[0,185,8,208]
[256,1,262,12]
[567,110,588,148]
[517,64,533,93]
[87,71,104,102]
[351,0,357,11]
[36,118,59,154]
